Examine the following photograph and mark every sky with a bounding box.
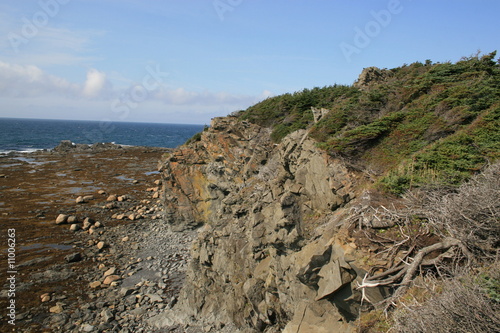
[0,0,499,125]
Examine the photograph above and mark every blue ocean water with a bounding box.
[0,118,204,154]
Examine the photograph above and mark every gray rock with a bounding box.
[65,252,82,263]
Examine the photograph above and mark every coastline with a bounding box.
[0,143,198,332]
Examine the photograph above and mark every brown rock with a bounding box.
[49,303,64,314]
[106,194,117,202]
[83,195,94,202]
[103,267,116,277]
[40,293,51,302]
[97,241,106,250]
[103,275,120,285]
[67,215,78,223]
[55,214,68,224]
[89,281,101,288]
[69,224,80,232]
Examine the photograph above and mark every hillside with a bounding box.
[154,53,500,332]
[240,51,500,194]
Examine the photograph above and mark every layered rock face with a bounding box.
[157,116,385,332]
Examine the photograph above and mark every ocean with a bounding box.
[0,118,205,154]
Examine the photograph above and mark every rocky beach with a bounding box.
[0,142,214,332]
[1,54,499,333]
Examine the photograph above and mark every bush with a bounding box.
[393,265,500,333]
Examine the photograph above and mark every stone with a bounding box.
[49,303,64,314]
[83,195,94,202]
[101,309,114,323]
[67,215,78,223]
[69,224,80,232]
[55,214,68,224]
[75,196,85,204]
[120,287,134,297]
[147,293,163,303]
[103,275,120,285]
[103,267,116,277]
[107,194,117,202]
[154,179,162,185]
[82,221,92,230]
[84,217,95,224]
[81,324,95,332]
[97,241,106,250]
[98,190,106,195]
[315,258,355,301]
[40,293,51,302]
[122,236,129,242]
[89,281,102,288]
[94,221,103,228]
[65,252,82,263]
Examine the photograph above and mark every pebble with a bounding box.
[55,214,68,224]
[107,194,117,202]
[69,224,80,232]
[49,303,64,314]
[83,195,94,201]
[33,177,204,332]
[65,252,82,263]
[89,281,102,288]
[103,267,116,277]
[67,215,78,223]
[103,275,120,285]
[40,293,51,302]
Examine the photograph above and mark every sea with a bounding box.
[0,118,205,154]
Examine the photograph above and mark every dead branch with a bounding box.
[357,237,466,309]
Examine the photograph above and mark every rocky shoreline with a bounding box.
[0,143,213,332]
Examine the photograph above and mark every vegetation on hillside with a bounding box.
[238,51,500,195]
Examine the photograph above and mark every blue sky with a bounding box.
[0,0,498,124]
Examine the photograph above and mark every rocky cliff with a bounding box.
[153,116,390,332]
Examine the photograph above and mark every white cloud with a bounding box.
[0,61,114,100]
[83,68,109,98]
[0,60,79,97]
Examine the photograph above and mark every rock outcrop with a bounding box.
[157,116,386,332]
